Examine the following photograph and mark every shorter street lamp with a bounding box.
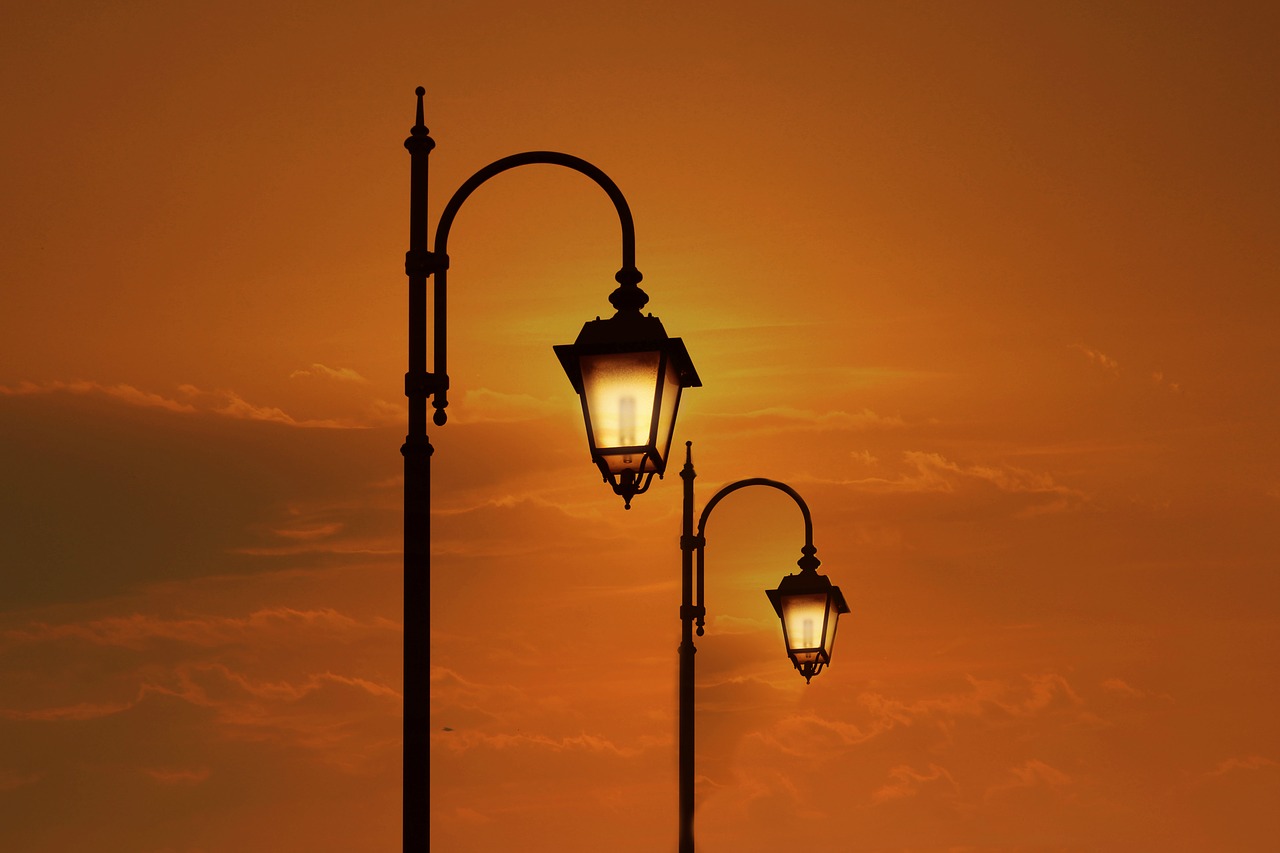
[674,444,850,852]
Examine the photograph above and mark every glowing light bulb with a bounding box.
[620,395,636,464]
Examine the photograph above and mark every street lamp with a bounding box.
[677,442,850,851]
[401,87,699,851]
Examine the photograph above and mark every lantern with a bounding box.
[766,566,850,683]
[556,310,700,507]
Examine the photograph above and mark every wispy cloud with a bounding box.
[429,666,530,727]
[984,759,1072,800]
[171,665,401,704]
[1069,347,1188,395]
[703,406,905,436]
[872,763,958,803]
[268,522,346,540]
[3,607,393,651]
[857,673,1093,739]
[453,388,564,424]
[1100,677,1144,698]
[429,667,666,759]
[0,379,368,428]
[1205,754,1278,778]
[1072,344,1120,375]
[1099,677,1174,702]
[749,713,876,757]
[432,728,655,758]
[844,451,1087,514]
[0,547,410,799]
[0,379,196,412]
[176,384,364,428]
[1151,370,1183,393]
[289,363,368,383]
[140,663,401,760]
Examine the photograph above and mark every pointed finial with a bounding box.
[409,87,430,133]
[407,85,427,138]
[405,86,434,152]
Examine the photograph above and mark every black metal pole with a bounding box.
[678,442,700,852]
[402,86,435,853]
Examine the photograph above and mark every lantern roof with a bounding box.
[555,311,701,393]
[766,567,851,618]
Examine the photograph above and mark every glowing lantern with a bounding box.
[556,310,699,508]
[766,565,850,683]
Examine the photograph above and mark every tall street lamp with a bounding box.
[401,88,700,850]
[673,441,850,852]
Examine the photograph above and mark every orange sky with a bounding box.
[2,2,1278,851]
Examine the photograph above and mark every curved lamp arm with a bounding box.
[691,466,820,636]
[424,147,648,426]
[434,151,638,272]
[696,478,815,550]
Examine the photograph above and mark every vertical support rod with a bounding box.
[402,86,434,853]
[678,441,697,852]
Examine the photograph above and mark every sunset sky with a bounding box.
[2,2,1278,851]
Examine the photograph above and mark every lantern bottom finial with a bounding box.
[607,466,657,510]
[797,660,824,684]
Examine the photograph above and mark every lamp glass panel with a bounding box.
[653,355,683,470]
[580,350,661,471]
[823,602,842,658]
[780,592,831,660]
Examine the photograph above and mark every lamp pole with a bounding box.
[400,86,696,852]
[401,87,434,853]
[676,441,849,852]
